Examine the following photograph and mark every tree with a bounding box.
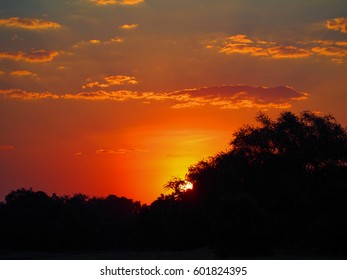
[181,111,347,258]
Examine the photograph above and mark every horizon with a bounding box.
[1,0,346,204]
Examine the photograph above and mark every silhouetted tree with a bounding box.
[180,111,347,258]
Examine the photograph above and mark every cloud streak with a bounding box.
[0,145,15,151]
[311,46,347,57]
[0,85,308,110]
[208,34,347,60]
[168,85,309,109]
[326,17,347,33]
[73,37,123,48]
[0,89,59,100]
[92,0,144,5]
[0,17,61,30]
[0,50,60,63]
[10,70,37,77]
[83,75,138,89]
[96,148,147,155]
[119,23,139,30]
[208,34,312,59]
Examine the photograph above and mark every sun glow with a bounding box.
[180,181,193,191]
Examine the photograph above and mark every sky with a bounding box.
[0,0,346,204]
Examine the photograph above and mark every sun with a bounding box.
[179,181,193,191]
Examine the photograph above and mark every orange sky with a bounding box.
[0,0,346,203]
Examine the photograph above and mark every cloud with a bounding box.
[207,34,347,60]
[119,23,139,30]
[208,35,312,59]
[336,41,347,47]
[83,75,138,89]
[10,70,37,77]
[265,46,312,59]
[0,17,61,30]
[120,0,144,4]
[311,46,347,57]
[312,40,347,47]
[219,44,264,55]
[88,39,101,44]
[96,149,117,154]
[92,0,144,5]
[104,75,138,85]
[64,90,147,101]
[110,37,123,43]
[96,148,146,155]
[312,40,334,46]
[220,44,311,59]
[0,89,59,100]
[113,148,147,154]
[0,145,15,151]
[0,50,59,63]
[0,85,308,110]
[310,40,347,60]
[227,34,253,44]
[73,37,123,48]
[326,17,347,33]
[168,85,309,109]
[330,58,344,64]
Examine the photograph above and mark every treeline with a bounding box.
[0,191,141,251]
[0,111,346,259]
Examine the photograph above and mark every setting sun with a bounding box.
[180,181,193,192]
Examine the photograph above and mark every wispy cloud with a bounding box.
[264,46,312,59]
[0,145,15,151]
[119,23,139,30]
[83,75,138,89]
[73,37,123,48]
[96,149,117,154]
[309,40,347,62]
[219,44,264,55]
[226,34,253,44]
[0,17,61,30]
[0,85,308,110]
[91,0,144,5]
[0,89,59,100]
[0,50,59,63]
[326,17,347,33]
[311,46,347,57]
[88,39,101,44]
[10,70,37,77]
[109,37,123,43]
[96,148,146,155]
[120,0,144,4]
[63,90,149,101]
[207,35,312,59]
[312,40,347,47]
[168,85,309,109]
[208,34,347,60]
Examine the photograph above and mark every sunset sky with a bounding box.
[0,0,346,203]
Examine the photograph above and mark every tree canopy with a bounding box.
[163,111,347,258]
